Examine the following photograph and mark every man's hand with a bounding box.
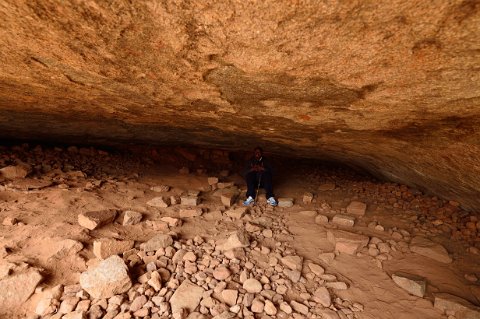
[251,164,265,172]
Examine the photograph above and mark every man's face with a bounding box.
[254,149,262,160]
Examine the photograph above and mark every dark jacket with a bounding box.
[243,156,273,178]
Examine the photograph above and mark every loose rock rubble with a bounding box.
[0,144,479,319]
[28,225,364,319]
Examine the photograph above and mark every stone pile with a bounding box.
[32,227,364,319]
[0,144,147,198]
[348,180,480,246]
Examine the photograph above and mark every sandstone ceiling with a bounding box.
[0,0,479,209]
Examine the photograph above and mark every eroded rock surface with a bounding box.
[0,1,479,209]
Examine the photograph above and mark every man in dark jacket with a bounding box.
[243,147,277,206]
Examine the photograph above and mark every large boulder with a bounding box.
[79,255,132,299]
[169,279,205,314]
[0,269,43,313]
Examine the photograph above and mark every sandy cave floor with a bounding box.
[0,144,479,319]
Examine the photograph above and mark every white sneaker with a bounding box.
[267,197,278,206]
[243,196,254,206]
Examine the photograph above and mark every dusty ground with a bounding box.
[0,144,479,318]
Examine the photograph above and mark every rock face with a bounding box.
[0,1,479,209]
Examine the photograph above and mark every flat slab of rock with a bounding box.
[281,255,303,271]
[308,263,325,276]
[50,239,83,258]
[278,198,294,207]
[170,279,205,314]
[123,210,142,225]
[220,191,238,207]
[325,281,348,290]
[207,177,219,185]
[434,293,480,319]
[0,269,42,312]
[93,239,134,259]
[180,196,200,206]
[150,185,170,192]
[290,300,308,315]
[143,234,174,252]
[332,214,355,227]
[284,269,301,283]
[79,255,132,299]
[11,178,52,190]
[392,272,426,297]
[327,230,369,255]
[224,207,247,219]
[410,236,452,263]
[299,210,317,217]
[217,182,234,189]
[160,216,182,227]
[221,289,238,306]
[318,183,336,191]
[78,209,118,230]
[346,201,367,216]
[318,252,336,264]
[146,196,170,208]
[215,230,250,251]
[313,287,331,307]
[179,208,203,218]
[0,165,29,180]
[318,309,341,319]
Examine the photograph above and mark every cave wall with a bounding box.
[0,0,479,209]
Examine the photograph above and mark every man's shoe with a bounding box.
[267,197,278,206]
[243,196,254,206]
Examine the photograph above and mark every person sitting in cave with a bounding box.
[243,147,278,206]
